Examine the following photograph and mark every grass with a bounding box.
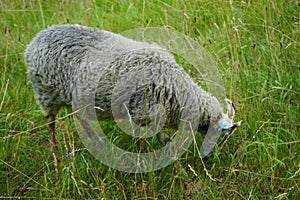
[0,0,299,199]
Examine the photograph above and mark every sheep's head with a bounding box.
[200,98,241,158]
[217,98,242,144]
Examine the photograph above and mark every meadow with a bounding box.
[0,0,299,199]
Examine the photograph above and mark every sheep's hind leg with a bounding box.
[46,114,59,160]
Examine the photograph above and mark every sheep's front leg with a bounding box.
[46,114,59,159]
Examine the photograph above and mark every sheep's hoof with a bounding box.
[157,132,170,145]
[50,142,60,162]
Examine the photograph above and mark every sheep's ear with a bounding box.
[225,98,235,120]
[235,120,242,126]
[228,120,242,130]
[226,120,242,133]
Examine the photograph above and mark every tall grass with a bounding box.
[0,0,299,199]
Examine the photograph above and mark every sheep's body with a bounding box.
[25,25,149,117]
[25,24,237,158]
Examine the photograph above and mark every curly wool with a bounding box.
[25,24,225,130]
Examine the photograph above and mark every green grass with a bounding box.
[0,0,299,199]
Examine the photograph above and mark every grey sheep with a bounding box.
[24,24,240,159]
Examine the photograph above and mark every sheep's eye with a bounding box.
[218,124,227,132]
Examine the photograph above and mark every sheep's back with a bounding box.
[25,25,114,84]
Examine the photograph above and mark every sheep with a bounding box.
[24,24,240,160]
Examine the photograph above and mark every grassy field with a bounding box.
[0,0,299,199]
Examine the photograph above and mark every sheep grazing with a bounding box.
[24,24,240,160]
